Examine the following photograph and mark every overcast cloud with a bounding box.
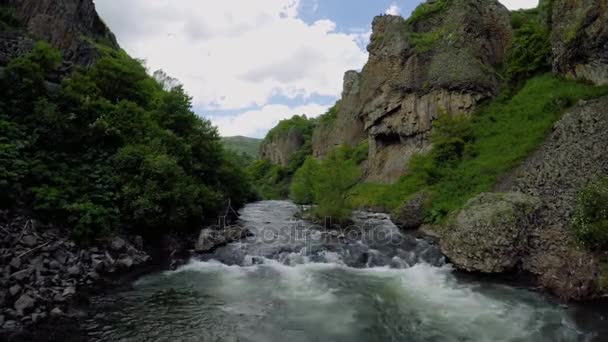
[94,0,538,137]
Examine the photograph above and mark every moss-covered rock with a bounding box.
[440,192,541,273]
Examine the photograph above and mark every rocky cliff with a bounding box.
[312,0,513,183]
[0,0,117,66]
[550,0,608,85]
[260,128,305,167]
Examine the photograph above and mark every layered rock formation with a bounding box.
[442,96,608,300]
[312,0,512,182]
[550,0,608,85]
[260,128,305,167]
[0,0,117,66]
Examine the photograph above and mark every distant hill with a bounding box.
[221,136,262,158]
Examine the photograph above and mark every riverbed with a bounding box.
[84,201,608,341]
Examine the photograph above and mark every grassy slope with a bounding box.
[351,74,608,221]
[221,136,262,158]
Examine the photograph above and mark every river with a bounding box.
[85,201,608,341]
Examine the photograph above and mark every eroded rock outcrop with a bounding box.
[260,128,305,167]
[1,0,117,66]
[550,0,608,85]
[313,0,513,182]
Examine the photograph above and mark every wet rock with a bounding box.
[195,227,250,253]
[441,192,541,273]
[391,192,427,230]
[14,294,35,315]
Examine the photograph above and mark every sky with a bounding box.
[94,0,539,138]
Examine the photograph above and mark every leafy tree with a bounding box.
[290,157,319,205]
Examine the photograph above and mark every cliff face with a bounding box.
[550,0,608,85]
[313,0,513,183]
[260,129,305,167]
[0,0,117,66]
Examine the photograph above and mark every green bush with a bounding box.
[505,9,551,82]
[0,5,19,30]
[572,178,608,249]
[0,41,255,242]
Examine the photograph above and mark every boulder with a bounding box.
[440,192,541,273]
[391,192,427,230]
[110,237,127,252]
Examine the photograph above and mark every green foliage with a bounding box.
[265,114,316,142]
[290,157,319,205]
[407,29,446,52]
[317,102,340,126]
[221,136,262,158]
[290,146,360,221]
[572,178,608,249]
[505,9,551,82]
[246,159,290,200]
[0,42,254,242]
[351,75,608,221]
[407,0,451,24]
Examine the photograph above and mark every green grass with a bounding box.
[408,29,447,52]
[351,74,608,220]
[407,0,451,25]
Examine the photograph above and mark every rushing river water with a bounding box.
[86,201,608,341]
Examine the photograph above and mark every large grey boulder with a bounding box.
[440,192,541,273]
[391,192,427,230]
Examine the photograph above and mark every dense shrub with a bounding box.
[0,42,254,242]
[572,178,608,249]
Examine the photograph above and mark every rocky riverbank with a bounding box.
[0,211,151,339]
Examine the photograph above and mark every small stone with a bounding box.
[9,257,21,270]
[49,260,61,269]
[62,286,76,297]
[22,235,38,247]
[54,249,68,264]
[3,320,17,330]
[134,236,144,249]
[14,294,35,315]
[117,256,133,269]
[50,307,63,317]
[67,265,81,276]
[9,284,22,296]
[110,237,126,252]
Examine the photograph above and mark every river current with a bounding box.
[85,201,608,341]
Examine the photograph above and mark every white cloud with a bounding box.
[94,0,368,112]
[498,0,538,10]
[385,4,401,16]
[211,103,330,137]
